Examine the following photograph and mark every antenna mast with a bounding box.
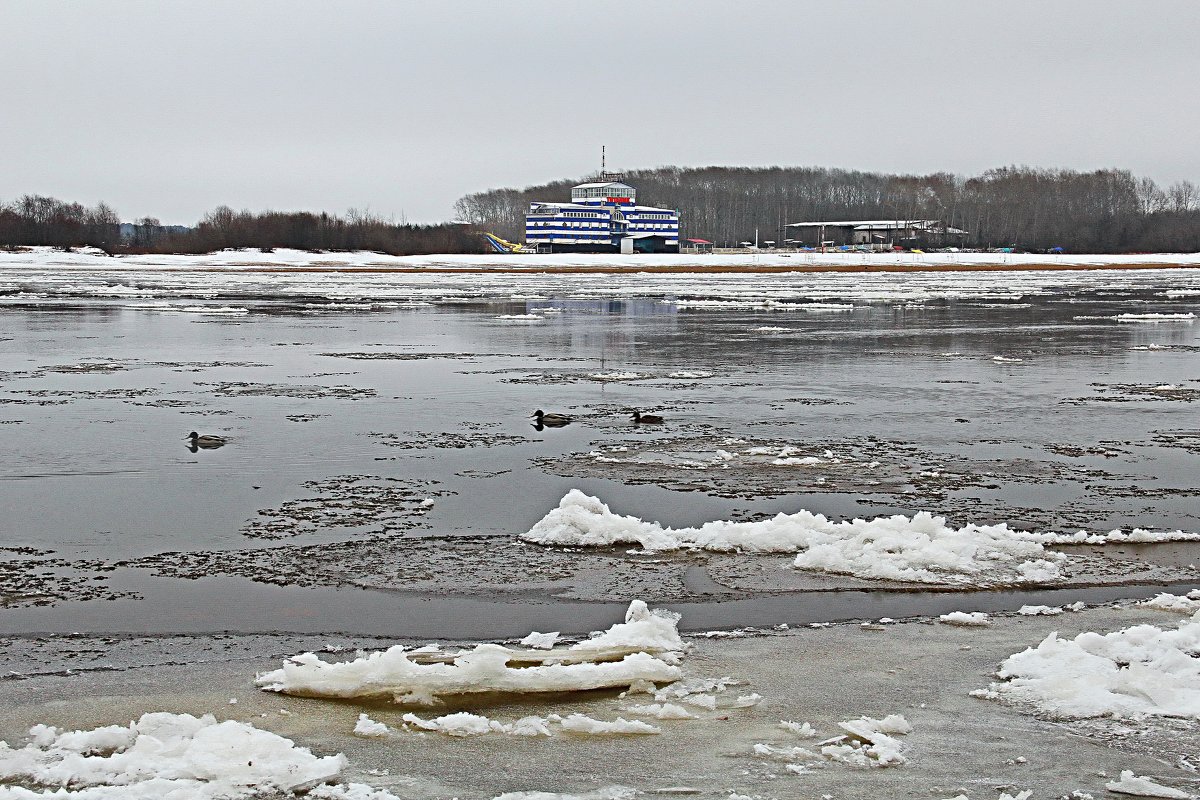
[601,145,606,173]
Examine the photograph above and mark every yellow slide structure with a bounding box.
[483,232,534,253]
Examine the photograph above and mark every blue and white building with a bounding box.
[525,177,680,254]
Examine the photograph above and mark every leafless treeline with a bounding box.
[0,196,122,250]
[454,165,1200,252]
[0,198,485,255]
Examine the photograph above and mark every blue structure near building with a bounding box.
[525,175,680,254]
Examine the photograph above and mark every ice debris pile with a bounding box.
[257,600,685,704]
[975,601,1200,719]
[753,714,913,771]
[522,490,1066,585]
[0,712,373,799]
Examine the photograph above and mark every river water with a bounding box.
[1,263,1198,636]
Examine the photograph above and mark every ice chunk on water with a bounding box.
[0,712,346,798]
[1140,591,1200,614]
[353,714,390,737]
[939,611,991,626]
[559,714,660,735]
[1105,770,1191,798]
[256,600,683,702]
[1018,604,1063,616]
[521,631,561,649]
[523,490,1067,585]
[982,614,1200,719]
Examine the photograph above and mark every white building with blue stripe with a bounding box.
[525,177,680,254]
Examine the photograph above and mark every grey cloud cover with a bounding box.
[1,0,1197,224]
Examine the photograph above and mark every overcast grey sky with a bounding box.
[2,0,1197,224]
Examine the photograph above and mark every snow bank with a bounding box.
[982,612,1200,718]
[256,600,683,703]
[522,490,1067,585]
[1105,770,1191,798]
[0,712,344,798]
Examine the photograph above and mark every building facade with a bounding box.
[524,178,680,253]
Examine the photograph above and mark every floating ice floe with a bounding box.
[521,631,561,649]
[1038,528,1200,545]
[1105,770,1192,798]
[939,611,991,626]
[620,702,696,720]
[496,314,543,320]
[491,788,635,800]
[1140,590,1200,614]
[402,711,552,737]
[1116,312,1196,322]
[588,371,644,381]
[992,355,1024,363]
[558,714,661,735]
[522,490,1067,586]
[1018,604,1064,616]
[666,370,714,379]
[0,712,350,799]
[256,600,684,704]
[353,714,390,737]
[977,611,1200,719]
[779,720,817,737]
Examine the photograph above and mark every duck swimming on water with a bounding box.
[531,410,571,427]
[185,431,227,449]
[631,410,664,424]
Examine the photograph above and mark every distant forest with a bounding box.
[0,197,483,255]
[4,164,1199,255]
[455,165,1200,253]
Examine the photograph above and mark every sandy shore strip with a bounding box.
[2,601,1197,799]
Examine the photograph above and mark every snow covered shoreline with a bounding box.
[4,245,1200,272]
